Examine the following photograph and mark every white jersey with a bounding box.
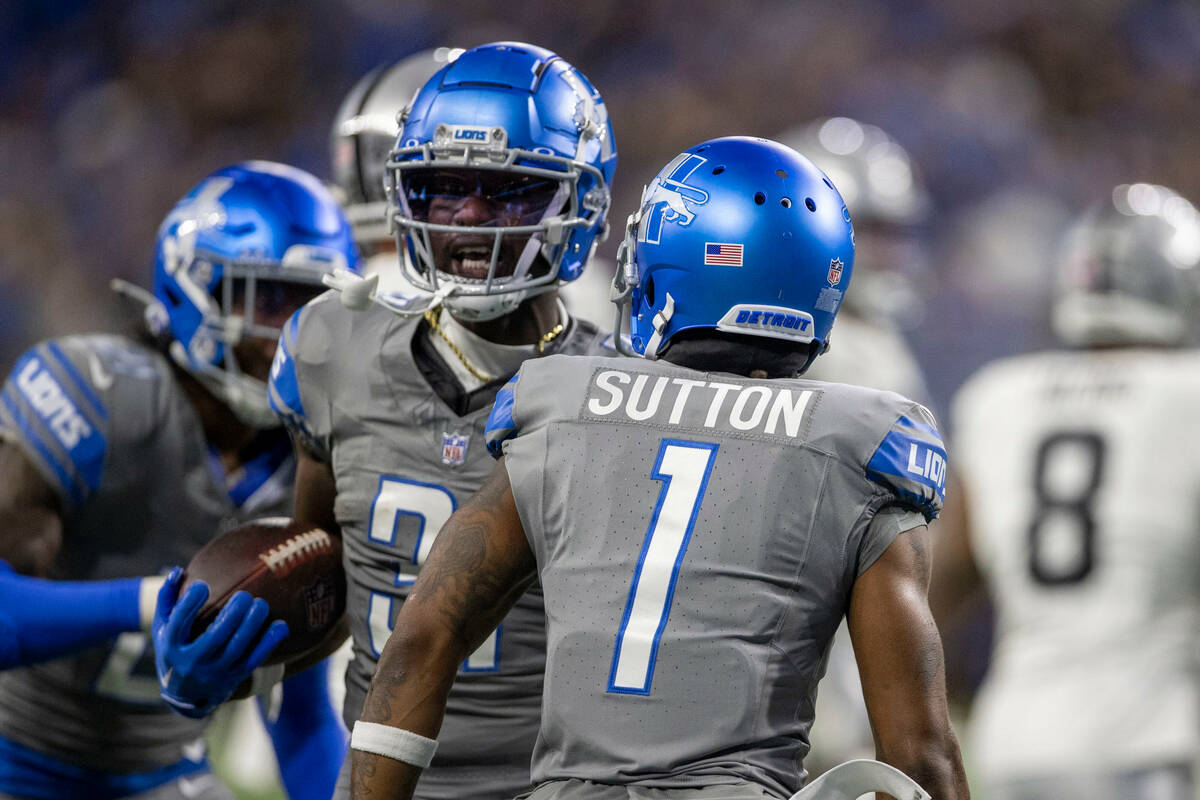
[953,348,1200,779]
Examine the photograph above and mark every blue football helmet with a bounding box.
[1054,183,1200,347]
[149,161,359,427]
[612,136,855,373]
[385,41,617,321]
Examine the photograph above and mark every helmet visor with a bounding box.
[401,167,562,227]
[398,166,564,281]
[227,277,324,335]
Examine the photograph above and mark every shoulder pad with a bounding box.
[485,374,519,459]
[269,305,326,459]
[0,337,117,505]
[864,404,947,522]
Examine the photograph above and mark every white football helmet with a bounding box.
[330,48,462,249]
[1053,183,1200,347]
[776,117,930,323]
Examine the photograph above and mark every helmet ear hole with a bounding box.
[645,274,656,307]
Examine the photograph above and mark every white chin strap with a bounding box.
[788,759,930,800]
[443,290,528,322]
[442,275,560,322]
[641,292,675,359]
[323,264,556,323]
[440,231,554,322]
[322,268,459,318]
[168,341,280,429]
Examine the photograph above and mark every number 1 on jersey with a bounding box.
[608,439,718,695]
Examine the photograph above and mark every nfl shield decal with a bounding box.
[304,576,338,630]
[827,257,844,286]
[442,431,469,467]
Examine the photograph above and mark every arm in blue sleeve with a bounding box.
[0,561,142,669]
[259,659,347,800]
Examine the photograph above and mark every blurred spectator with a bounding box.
[3,0,1198,415]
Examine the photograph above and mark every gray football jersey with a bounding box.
[269,294,614,798]
[484,355,945,798]
[0,334,295,774]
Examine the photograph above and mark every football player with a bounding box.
[329,47,461,291]
[0,161,356,800]
[775,116,937,772]
[931,183,1200,800]
[349,136,969,800]
[777,116,932,401]
[267,42,614,800]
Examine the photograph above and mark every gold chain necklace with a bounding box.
[423,307,565,383]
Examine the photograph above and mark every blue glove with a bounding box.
[152,567,289,718]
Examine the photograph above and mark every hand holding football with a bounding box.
[182,517,345,664]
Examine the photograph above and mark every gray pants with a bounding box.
[0,770,234,800]
[986,762,1193,800]
[520,780,777,800]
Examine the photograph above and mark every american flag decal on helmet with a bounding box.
[704,242,743,266]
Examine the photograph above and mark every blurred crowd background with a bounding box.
[3,0,1199,417]
[2,0,1198,796]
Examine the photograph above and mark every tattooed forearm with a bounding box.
[352,460,536,799]
[406,458,537,651]
[351,749,423,800]
[351,750,378,797]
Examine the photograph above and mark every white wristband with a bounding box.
[351,721,438,768]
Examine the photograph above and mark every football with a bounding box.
[182,517,346,665]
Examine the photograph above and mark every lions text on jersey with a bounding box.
[0,334,295,798]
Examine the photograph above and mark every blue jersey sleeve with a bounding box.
[0,561,142,669]
[864,404,947,522]
[484,374,520,459]
[0,341,110,507]
[269,308,328,461]
[260,660,346,800]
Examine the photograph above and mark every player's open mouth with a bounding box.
[452,245,492,279]
[445,239,517,281]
